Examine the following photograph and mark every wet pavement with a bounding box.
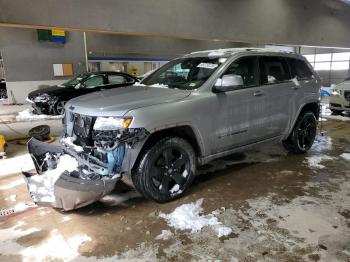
[0,119,350,261]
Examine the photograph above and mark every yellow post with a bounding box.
[0,135,6,157]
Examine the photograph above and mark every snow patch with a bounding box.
[61,137,84,152]
[155,230,173,240]
[340,153,350,160]
[323,114,350,122]
[5,194,17,201]
[0,154,35,178]
[311,135,332,153]
[13,202,33,213]
[291,77,300,86]
[150,83,169,88]
[208,51,225,57]
[27,154,79,203]
[99,191,141,206]
[16,109,62,121]
[159,198,232,237]
[62,216,72,222]
[304,155,335,169]
[170,184,180,194]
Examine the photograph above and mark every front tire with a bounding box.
[54,100,67,115]
[132,137,196,203]
[283,111,317,154]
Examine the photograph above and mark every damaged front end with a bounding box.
[24,112,149,210]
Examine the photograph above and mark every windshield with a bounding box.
[141,57,227,90]
[62,74,90,87]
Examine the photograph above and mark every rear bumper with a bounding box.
[23,138,119,210]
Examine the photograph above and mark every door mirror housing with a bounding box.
[213,74,244,93]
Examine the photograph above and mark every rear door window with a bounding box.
[259,56,291,85]
[287,58,314,80]
[84,75,105,88]
[108,75,128,85]
[223,56,259,88]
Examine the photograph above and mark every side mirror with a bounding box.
[213,74,243,93]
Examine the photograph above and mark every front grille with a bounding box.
[73,113,95,146]
[345,91,350,102]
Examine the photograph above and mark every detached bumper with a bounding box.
[23,138,119,211]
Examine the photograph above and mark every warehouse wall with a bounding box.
[1,0,350,47]
[0,27,86,102]
[86,34,249,59]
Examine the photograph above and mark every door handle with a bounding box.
[291,85,301,90]
[253,90,264,97]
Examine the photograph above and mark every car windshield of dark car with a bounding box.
[141,57,226,90]
[62,74,90,88]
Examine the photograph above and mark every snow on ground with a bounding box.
[324,114,350,122]
[149,83,169,88]
[5,194,17,201]
[99,191,141,206]
[62,216,72,222]
[321,103,350,122]
[304,135,335,169]
[311,135,332,153]
[304,155,335,169]
[16,109,62,121]
[26,154,79,203]
[0,223,91,262]
[0,220,158,262]
[320,103,332,117]
[61,136,84,152]
[155,230,173,240]
[159,198,232,238]
[340,153,350,160]
[0,153,35,177]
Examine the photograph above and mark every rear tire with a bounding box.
[28,125,50,141]
[132,137,196,203]
[283,111,317,154]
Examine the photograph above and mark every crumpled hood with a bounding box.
[66,85,191,116]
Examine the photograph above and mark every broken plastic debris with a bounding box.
[27,154,79,203]
[61,137,84,152]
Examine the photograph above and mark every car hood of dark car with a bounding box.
[66,85,192,116]
[28,85,72,98]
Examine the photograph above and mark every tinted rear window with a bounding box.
[287,58,314,80]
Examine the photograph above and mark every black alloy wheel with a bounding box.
[55,100,67,115]
[132,137,196,202]
[296,114,317,151]
[283,111,317,154]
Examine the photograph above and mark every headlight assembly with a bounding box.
[33,94,57,104]
[93,117,133,131]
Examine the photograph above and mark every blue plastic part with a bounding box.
[321,89,330,97]
[106,144,125,175]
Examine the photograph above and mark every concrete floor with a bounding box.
[0,119,350,261]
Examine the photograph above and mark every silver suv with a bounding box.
[25,48,321,210]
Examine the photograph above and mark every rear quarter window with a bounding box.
[287,58,314,80]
